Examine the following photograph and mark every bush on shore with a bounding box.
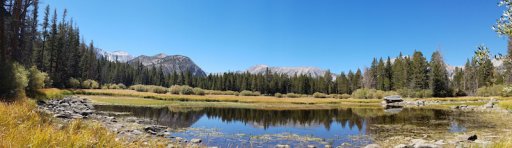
[180,85,194,95]
[351,88,399,99]
[67,78,81,89]
[239,90,261,96]
[193,88,205,96]
[81,79,99,89]
[477,85,509,97]
[101,83,127,89]
[151,86,168,94]
[339,94,351,99]
[286,93,300,98]
[27,66,49,93]
[169,85,182,94]
[313,92,327,98]
[128,85,168,94]
[395,89,432,98]
[275,93,283,98]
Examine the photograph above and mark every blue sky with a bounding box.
[41,0,507,73]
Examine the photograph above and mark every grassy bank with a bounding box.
[85,95,382,110]
[0,99,121,147]
[76,89,383,105]
[0,99,165,147]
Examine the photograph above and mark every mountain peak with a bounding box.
[246,65,329,77]
[128,54,206,76]
[153,53,167,59]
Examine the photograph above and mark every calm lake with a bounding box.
[95,105,474,147]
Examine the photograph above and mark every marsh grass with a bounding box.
[76,89,383,105]
[0,99,122,147]
[32,88,73,100]
[499,100,512,110]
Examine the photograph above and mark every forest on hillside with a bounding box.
[1,0,512,101]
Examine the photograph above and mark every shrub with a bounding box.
[503,85,512,97]
[117,83,127,89]
[313,92,327,98]
[352,88,369,99]
[150,86,168,94]
[129,85,148,92]
[0,62,29,100]
[193,88,205,96]
[102,83,127,89]
[453,89,468,97]
[374,90,385,99]
[340,94,351,99]
[275,93,283,98]
[477,85,506,97]
[327,94,338,98]
[169,85,182,94]
[11,63,29,98]
[240,90,260,96]
[81,79,99,89]
[180,85,194,95]
[67,78,81,89]
[286,93,300,98]
[27,66,48,93]
[234,92,240,96]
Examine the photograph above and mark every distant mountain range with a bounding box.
[245,65,334,77]
[101,50,134,63]
[99,50,507,78]
[100,51,206,76]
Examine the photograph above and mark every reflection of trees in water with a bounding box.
[95,105,457,131]
[94,105,204,128]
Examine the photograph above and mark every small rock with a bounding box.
[53,113,70,119]
[190,138,202,144]
[275,144,290,148]
[410,139,427,146]
[125,117,137,122]
[324,145,333,148]
[414,143,440,148]
[307,145,316,148]
[434,140,445,145]
[394,144,409,148]
[468,135,478,141]
[132,130,143,135]
[175,137,186,143]
[364,144,381,148]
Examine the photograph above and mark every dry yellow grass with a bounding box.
[34,88,73,99]
[0,99,166,147]
[77,89,383,105]
[85,95,381,110]
[0,99,123,147]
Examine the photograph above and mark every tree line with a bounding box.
[1,0,512,101]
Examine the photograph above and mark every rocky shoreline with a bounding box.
[37,96,206,147]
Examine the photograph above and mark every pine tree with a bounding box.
[410,51,429,89]
[429,51,451,97]
[384,57,393,91]
[376,58,385,90]
[337,72,349,94]
[392,53,405,89]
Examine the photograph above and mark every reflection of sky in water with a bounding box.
[94,105,472,147]
[171,114,370,147]
[449,120,467,133]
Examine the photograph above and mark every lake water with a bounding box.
[95,105,474,147]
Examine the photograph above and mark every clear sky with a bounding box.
[41,0,507,73]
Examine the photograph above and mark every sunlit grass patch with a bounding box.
[33,88,73,100]
[0,99,125,147]
[77,89,383,105]
[499,100,512,110]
